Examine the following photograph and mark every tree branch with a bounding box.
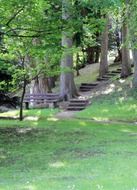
[6,6,25,26]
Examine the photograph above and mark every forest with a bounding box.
[1,0,137,189]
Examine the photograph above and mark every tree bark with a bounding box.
[19,78,26,121]
[31,75,51,94]
[60,0,78,100]
[114,29,122,63]
[132,50,137,88]
[121,21,131,78]
[60,35,78,100]
[48,77,56,89]
[99,16,109,77]
[76,53,80,76]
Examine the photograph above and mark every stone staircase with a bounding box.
[66,98,89,111]
[66,66,130,112]
[106,72,117,76]
[96,75,111,81]
[66,64,135,112]
[79,82,99,92]
[79,68,123,93]
[111,70,121,74]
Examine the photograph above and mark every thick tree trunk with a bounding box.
[60,35,78,100]
[132,50,137,88]
[31,77,41,94]
[48,77,56,89]
[39,77,52,93]
[121,22,131,78]
[31,75,51,94]
[114,30,122,63]
[99,16,109,77]
[60,0,78,100]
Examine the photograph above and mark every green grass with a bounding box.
[77,97,137,122]
[0,108,58,119]
[77,80,137,122]
[0,65,137,190]
[1,119,137,190]
[0,108,58,129]
[75,70,98,86]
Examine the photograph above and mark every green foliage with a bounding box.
[0,0,131,92]
[128,0,137,48]
[0,0,63,93]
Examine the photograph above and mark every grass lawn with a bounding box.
[0,70,137,190]
[1,115,137,190]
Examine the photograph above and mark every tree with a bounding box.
[128,0,137,87]
[121,1,131,78]
[99,15,109,77]
[60,0,78,100]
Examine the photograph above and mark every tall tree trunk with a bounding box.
[99,16,109,77]
[121,0,131,78]
[60,0,78,100]
[76,53,80,76]
[114,29,122,63]
[132,50,137,88]
[60,35,78,100]
[19,78,26,121]
[121,22,131,78]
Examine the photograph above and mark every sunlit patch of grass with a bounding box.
[0,110,19,117]
[77,98,137,122]
[49,161,66,168]
[0,108,58,120]
[75,70,98,86]
[77,78,137,122]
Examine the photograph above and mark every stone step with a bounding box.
[81,82,99,86]
[69,102,87,106]
[67,106,86,111]
[80,85,96,88]
[69,99,89,103]
[102,75,111,78]
[79,86,95,91]
[80,89,92,92]
[69,100,88,104]
[111,71,121,74]
[117,68,122,71]
[97,77,109,81]
[105,73,117,76]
